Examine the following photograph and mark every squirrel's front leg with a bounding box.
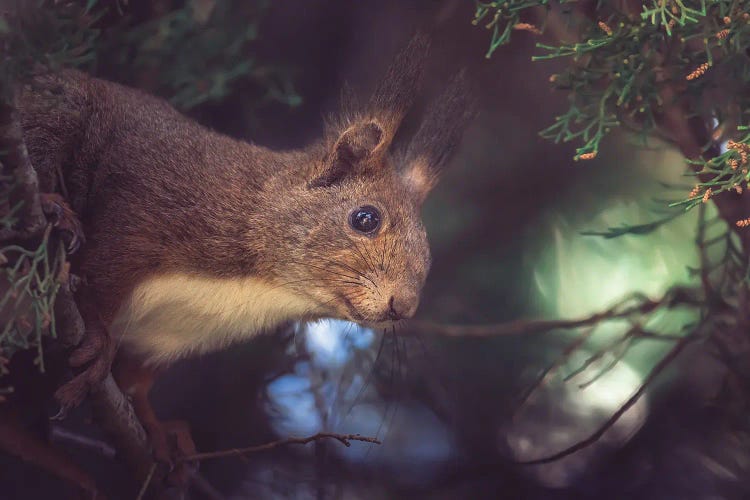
[54,290,115,411]
[39,192,85,254]
[36,191,106,411]
[113,352,198,489]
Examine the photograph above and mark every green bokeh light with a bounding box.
[524,143,711,377]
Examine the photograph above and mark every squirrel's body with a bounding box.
[9,34,474,492]
[21,70,324,364]
[17,36,473,407]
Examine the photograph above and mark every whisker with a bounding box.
[363,328,394,460]
[327,321,357,428]
[395,324,408,390]
[378,238,386,272]
[387,326,403,445]
[348,239,373,272]
[365,243,381,276]
[361,240,379,274]
[346,328,386,417]
[323,258,369,281]
[255,276,359,296]
[338,280,370,287]
[343,320,356,345]
[320,258,378,288]
[353,240,377,276]
[351,242,385,297]
[352,241,372,272]
[284,256,379,290]
[385,235,398,274]
[283,259,362,282]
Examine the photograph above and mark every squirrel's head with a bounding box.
[259,35,474,326]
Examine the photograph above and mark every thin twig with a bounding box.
[54,281,156,484]
[405,288,700,337]
[50,425,227,500]
[695,203,715,297]
[516,331,698,465]
[0,87,46,240]
[135,462,157,500]
[180,433,381,463]
[512,325,596,422]
[54,276,157,485]
[50,425,117,459]
[88,374,155,480]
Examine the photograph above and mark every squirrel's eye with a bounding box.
[349,206,381,234]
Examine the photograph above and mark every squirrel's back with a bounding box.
[19,70,283,321]
[21,70,257,215]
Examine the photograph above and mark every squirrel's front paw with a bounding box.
[54,326,114,412]
[152,420,198,490]
[39,192,85,254]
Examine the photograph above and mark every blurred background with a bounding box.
[2,0,748,498]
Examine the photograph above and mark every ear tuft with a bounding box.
[368,33,431,142]
[401,69,477,202]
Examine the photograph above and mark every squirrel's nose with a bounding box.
[387,293,419,320]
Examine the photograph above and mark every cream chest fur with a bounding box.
[110,274,317,365]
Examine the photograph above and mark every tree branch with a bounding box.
[88,374,156,479]
[405,287,704,466]
[0,87,46,240]
[180,433,381,463]
[516,330,697,465]
[656,80,750,254]
[51,424,227,500]
[50,425,117,459]
[405,287,701,338]
[54,268,157,483]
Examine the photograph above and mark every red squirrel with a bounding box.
[18,34,474,468]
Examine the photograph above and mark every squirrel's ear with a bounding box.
[308,121,384,188]
[400,70,476,203]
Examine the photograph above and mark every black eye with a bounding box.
[349,205,381,234]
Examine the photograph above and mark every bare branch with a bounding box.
[181,433,381,463]
[135,463,157,500]
[50,425,117,459]
[50,425,226,500]
[54,270,158,485]
[516,331,697,465]
[405,287,701,338]
[510,317,688,424]
[0,87,46,240]
[512,325,596,420]
[88,374,156,480]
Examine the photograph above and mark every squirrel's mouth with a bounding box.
[337,293,400,326]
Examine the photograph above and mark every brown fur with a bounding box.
[18,34,473,371]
